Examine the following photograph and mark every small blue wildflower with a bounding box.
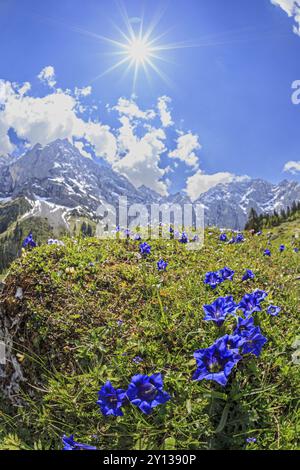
[179,232,189,244]
[246,437,257,444]
[193,336,241,386]
[22,232,37,248]
[234,316,255,337]
[62,435,96,451]
[219,266,235,281]
[253,289,268,302]
[126,374,170,415]
[279,244,285,253]
[294,248,299,253]
[240,326,267,357]
[256,231,262,236]
[124,228,131,238]
[237,293,262,316]
[235,233,244,243]
[157,259,168,271]
[203,296,237,327]
[117,319,123,327]
[267,305,281,316]
[140,242,151,255]
[133,356,143,364]
[219,233,227,242]
[97,381,126,417]
[204,271,222,289]
[134,233,142,241]
[242,269,255,281]
[264,249,271,256]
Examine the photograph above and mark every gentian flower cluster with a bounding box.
[228,233,245,244]
[179,232,189,244]
[219,233,227,242]
[157,259,168,271]
[195,285,275,386]
[22,232,37,249]
[140,242,151,255]
[204,267,235,289]
[97,374,170,417]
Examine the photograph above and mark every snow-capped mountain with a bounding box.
[196,178,300,229]
[0,139,299,230]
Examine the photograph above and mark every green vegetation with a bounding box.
[245,201,300,231]
[0,220,299,450]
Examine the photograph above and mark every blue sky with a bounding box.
[0,0,300,198]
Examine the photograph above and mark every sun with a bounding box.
[82,6,190,90]
[126,37,151,64]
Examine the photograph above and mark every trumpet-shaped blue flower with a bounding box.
[239,326,267,357]
[253,289,268,302]
[126,373,170,415]
[234,316,255,336]
[219,233,227,242]
[134,233,142,241]
[219,266,235,281]
[267,305,281,316]
[264,249,271,256]
[204,271,222,289]
[140,242,151,255]
[193,336,241,386]
[22,232,37,248]
[157,259,168,271]
[97,381,126,417]
[235,233,244,243]
[242,269,255,281]
[203,296,237,327]
[237,293,262,316]
[179,232,189,244]
[62,435,96,451]
[279,245,285,253]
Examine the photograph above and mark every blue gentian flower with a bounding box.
[126,374,170,415]
[204,271,222,289]
[124,228,131,238]
[157,259,168,271]
[97,381,126,417]
[134,233,142,241]
[62,435,96,451]
[256,231,262,236]
[203,296,237,327]
[22,232,37,248]
[179,232,189,244]
[279,245,285,253]
[140,242,151,255]
[246,437,257,443]
[294,248,299,253]
[219,266,235,281]
[264,249,271,256]
[193,336,241,386]
[219,233,227,242]
[237,293,262,316]
[242,269,255,281]
[253,289,268,302]
[235,233,244,243]
[239,326,267,357]
[133,356,143,364]
[267,305,281,316]
[234,316,255,336]
[226,334,247,349]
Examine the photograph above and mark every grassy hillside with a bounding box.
[0,222,299,450]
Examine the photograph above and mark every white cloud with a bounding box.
[113,97,156,120]
[157,96,173,127]
[38,66,57,87]
[186,170,237,201]
[283,160,300,173]
[113,117,167,195]
[75,86,92,97]
[169,132,200,169]
[271,0,300,36]
[0,71,117,162]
